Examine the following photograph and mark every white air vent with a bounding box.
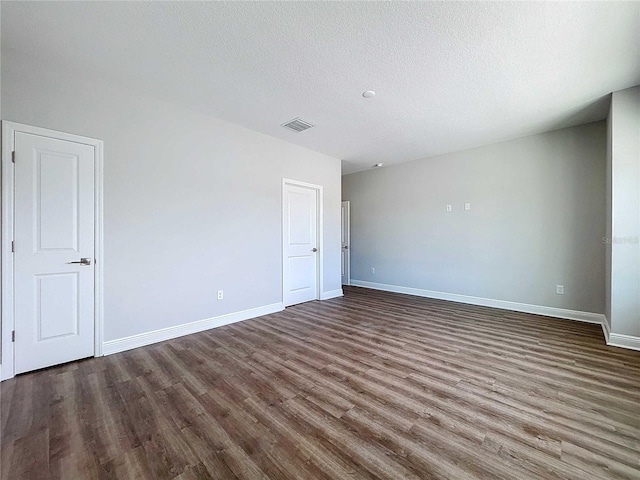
[281,118,315,133]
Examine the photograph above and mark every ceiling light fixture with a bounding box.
[362,90,376,98]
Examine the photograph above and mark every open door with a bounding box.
[341,201,350,286]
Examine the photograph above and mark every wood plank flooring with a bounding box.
[2,286,639,479]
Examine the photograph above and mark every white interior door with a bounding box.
[283,183,319,306]
[341,201,351,285]
[13,132,96,374]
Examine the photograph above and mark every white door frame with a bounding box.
[1,121,104,380]
[282,178,323,305]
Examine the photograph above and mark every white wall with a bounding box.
[343,122,606,315]
[0,8,3,379]
[607,86,640,339]
[1,50,342,344]
[605,97,613,333]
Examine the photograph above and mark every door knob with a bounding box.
[69,258,92,265]
[343,245,349,249]
[311,248,318,252]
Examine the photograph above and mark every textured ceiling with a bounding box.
[2,1,639,174]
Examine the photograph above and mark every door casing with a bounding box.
[1,121,104,380]
[282,178,323,306]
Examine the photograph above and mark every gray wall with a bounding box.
[2,50,342,342]
[343,122,606,314]
[608,86,640,337]
[605,98,613,331]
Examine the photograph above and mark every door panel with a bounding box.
[283,184,318,306]
[14,132,95,374]
[288,256,313,291]
[37,273,79,339]
[288,192,313,244]
[37,152,79,251]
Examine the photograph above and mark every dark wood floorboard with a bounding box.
[2,286,639,479]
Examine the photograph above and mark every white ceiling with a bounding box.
[2,1,639,174]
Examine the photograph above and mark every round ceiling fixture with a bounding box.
[362,90,376,98]
[373,163,383,167]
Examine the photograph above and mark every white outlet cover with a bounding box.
[446,205,452,212]
[464,203,471,210]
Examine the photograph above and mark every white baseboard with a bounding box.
[320,288,344,300]
[601,315,640,351]
[103,302,284,356]
[602,316,611,343]
[350,280,605,324]
[608,332,640,351]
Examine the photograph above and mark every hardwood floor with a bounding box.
[2,286,639,479]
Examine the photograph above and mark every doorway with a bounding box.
[2,122,103,379]
[341,201,351,285]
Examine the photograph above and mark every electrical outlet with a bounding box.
[556,285,564,295]
[217,290,224,300]
[446,204,452,212]
[464,203,471,211]
[370,267,375,274]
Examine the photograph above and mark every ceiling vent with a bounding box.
[281,118,315,133]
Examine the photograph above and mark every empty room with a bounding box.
[1,1,639,479]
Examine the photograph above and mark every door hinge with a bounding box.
[11,151,15,163]
[11,241,15,253]
[11,331,15,342]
